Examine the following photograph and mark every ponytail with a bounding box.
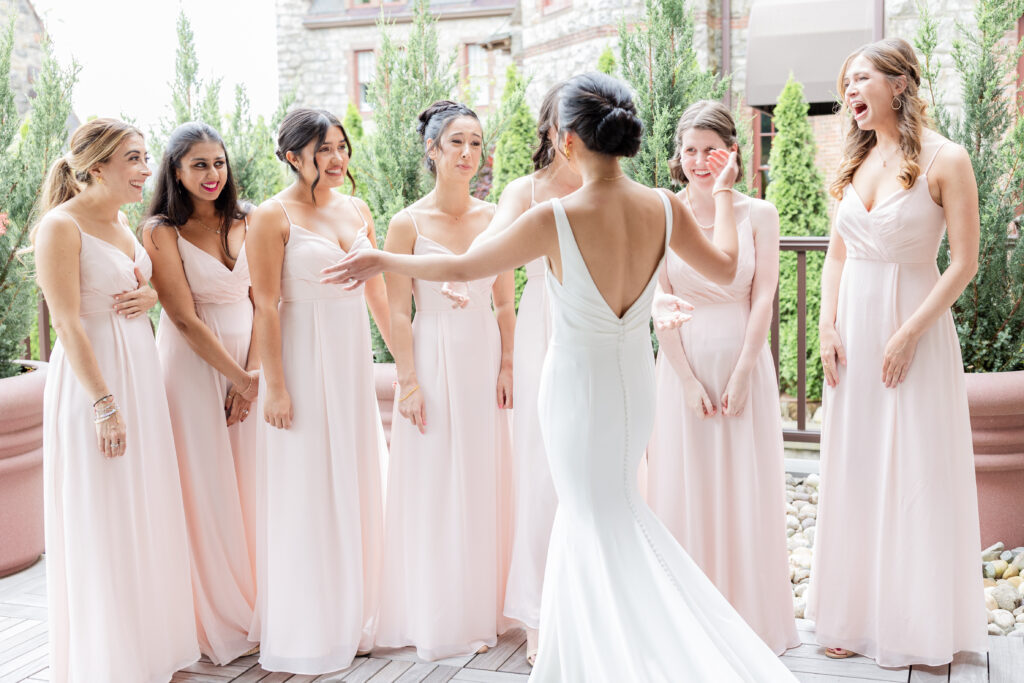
[30,157,81,243]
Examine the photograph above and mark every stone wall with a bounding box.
[0,0,46,116]
[276,0,514,118]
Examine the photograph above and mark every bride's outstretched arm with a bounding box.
[322,202,557,287]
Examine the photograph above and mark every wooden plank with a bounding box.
[909,663,949,682]
[989,635,1024,683]
[0,631,48,669]
[363,660,413,683]
[0,603,46,621]
[339,657,389,682]
[496,643,531,675]
[4,592,46,609]
[0,649,47,683]
[450,671,529,682]
[948,650,988,683]
[177,659,248,676]
[782,655,910,682]
[0,620,44,647]
[784,643,874,663]
[368,647,472,669]
[254,673,292,683]
[465,630,526,671]
[393,662,438,683]
[27,665,49,681]
[228,664,275,683]
[308,656,370,682]
[170,673,236,683]
[419,665,459,683]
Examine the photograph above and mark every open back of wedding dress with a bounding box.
[530,192,796,682]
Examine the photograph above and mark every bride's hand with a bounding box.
[708,148,739,192]
[321,250,387,288]
[652,292,693,331]
[441,281,470,309]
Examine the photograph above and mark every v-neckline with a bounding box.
[179,235,245,273]
[554,201,662,322]
[289,222,366,254]
[849,176,923,214]
[81,229,137,262]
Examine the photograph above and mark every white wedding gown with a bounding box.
[530,194,796,682]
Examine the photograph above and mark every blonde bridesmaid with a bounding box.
[143,122,261,665]
[809,38,986,666]
[373,100,516,661]
[33,118,198,682]
[646,101,800,656]
[247,108,391,674]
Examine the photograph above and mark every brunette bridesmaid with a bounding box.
[646,101,799,656]
[809,38,986,666]
[373,101,516,660]
[468,83,580,665]
[143,122,261,665]
[247,108,391,674]
[33,118,198,681]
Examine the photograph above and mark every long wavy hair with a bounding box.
[830,38,929,200]
[533,83,563,171]
[145,122,245,257]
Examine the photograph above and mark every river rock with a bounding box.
[983,542,1005,562]
[786,515,800,530]
[984,563,998,579]
[786,503,798,516]
[984,578,998,588]
[1017,612,1024,624]
[791,547,812,569]
[804,473,820,488]
[810,492,818,504]
[989,623,1005,636]
[1011,625,1024,638]
[993,609,1016,632]
[794,568,811,584]
[793,597,806,619]
[794,582,809,598]
[804,527,816,546]
[993,584,1019,611]
[992,560,1009,579]
[801,518,816,530]
[986,593,999,611]
[788,535,811,551]
[793,492,811,502]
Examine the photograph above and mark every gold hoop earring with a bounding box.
[891,96,903,111]
[563,145,571,161]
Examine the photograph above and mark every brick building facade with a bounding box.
[275,0,983,204]
[0,0,47,117]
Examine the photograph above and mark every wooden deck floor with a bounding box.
[1,558,1020,682]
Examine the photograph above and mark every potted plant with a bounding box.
[916,0,1024,547]
[0,25,77,576]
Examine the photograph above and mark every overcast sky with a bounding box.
[31,0,279,132]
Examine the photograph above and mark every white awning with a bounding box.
[745,0,879,108]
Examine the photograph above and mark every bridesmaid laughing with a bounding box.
[646,101,799,656]
[143,122,261,665]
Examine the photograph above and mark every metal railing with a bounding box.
[25,236,834,444]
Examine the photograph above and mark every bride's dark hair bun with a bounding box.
[559,73,643,158]
[416,100,479,174]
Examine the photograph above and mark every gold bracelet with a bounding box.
[399,385,420,402]
[712,187,733,197]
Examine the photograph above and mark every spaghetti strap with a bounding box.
[404,209,422,235]
[657,190,673,252]
[348,194,368,230]
[272,197,293,226]
[55,210,84,233]
[529,176,537,206]
[923,141,950,176]
[243,215,249,233]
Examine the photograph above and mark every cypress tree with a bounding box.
[489,65,535,202]
[765,76,828,401]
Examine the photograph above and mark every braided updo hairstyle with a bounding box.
[558,72,643,158]
[417,100,480,175]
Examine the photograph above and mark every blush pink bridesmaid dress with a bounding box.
[256,199,385,674]
[43,214,198,682]
[807,138,988,666]
[505,179,557,631]
[155,230,259,665]
[374,210,515,661]
[646,199,799,656]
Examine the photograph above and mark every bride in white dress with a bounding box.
[324,73,796,682]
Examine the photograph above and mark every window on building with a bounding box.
[752,108,777,198]
[350,0,380,7]
[356,50,376,111]
[539,0,572,14]
[467,44,491,108]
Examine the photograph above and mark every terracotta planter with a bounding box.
[374,362,397,448]
[0,360,47,577]
[966,370,1024,549]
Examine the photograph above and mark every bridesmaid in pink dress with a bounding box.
[809,38,987,666]
[373,101,516,661]
[143,122,261,665]
[33,119,199,682]
[471,84,581,665]
[247,109,391,674]
[646,101,799,656]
